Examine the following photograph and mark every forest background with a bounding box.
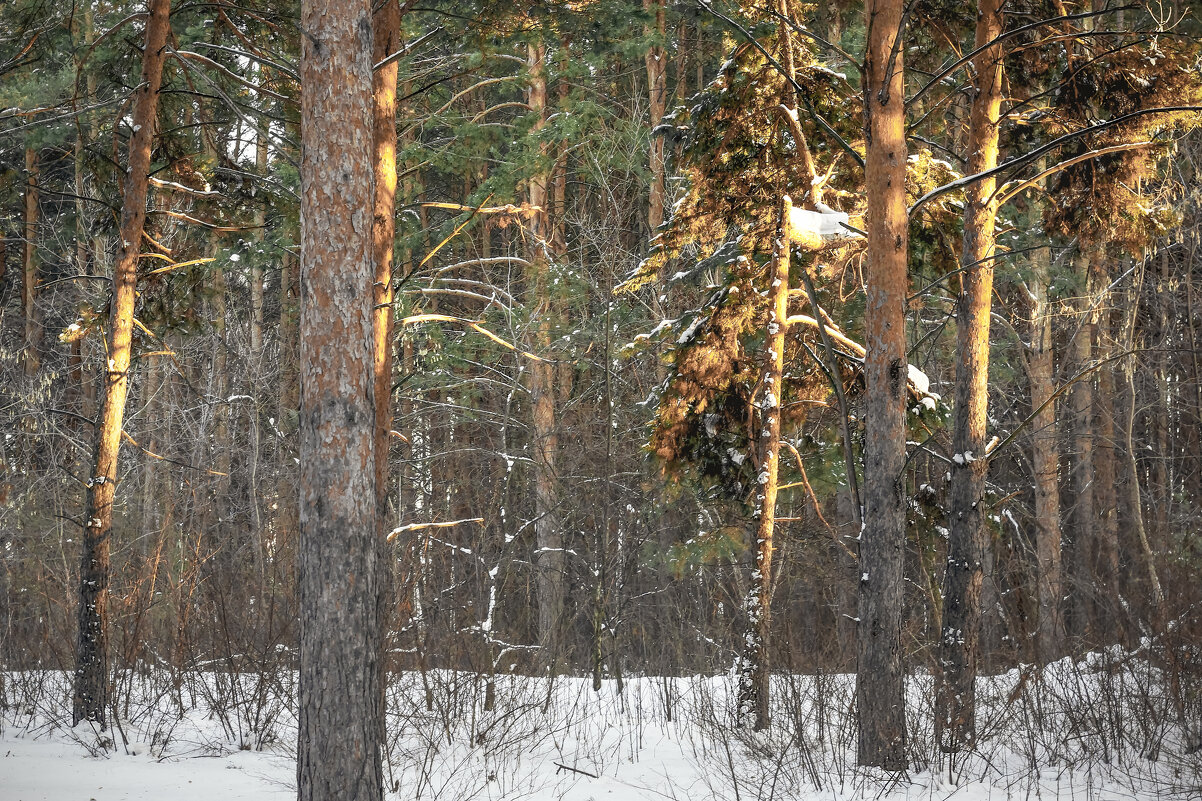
[2,0,1202,795]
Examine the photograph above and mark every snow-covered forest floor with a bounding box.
[2,650,1200,801]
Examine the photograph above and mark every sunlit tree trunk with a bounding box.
[296,0,383,797]
[73,0,173,729]
[857,0,909,770]
[526,39,564,670]
[737,195,790,731]
[372,0,401,689]
[937,0,1004,753]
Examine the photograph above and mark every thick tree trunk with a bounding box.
[1027,237,1063,663]
[737,196,790,731]
[23,147,40,377]
[526,40,564,669]
[296,0,383,798]
[936,0,1004,753]
[857,0,909,771]
[73,0,173,729]
[644,0,667,234]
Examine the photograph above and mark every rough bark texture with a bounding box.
[73,0,173,729]
[526,40,564,668]
[644,0,666,234]
[297,0,383,798]
[1027,237,1063,663]
[936,0,1004,752]
[857,0,909,771]
[737,195,790,731]
[23,147,40,377]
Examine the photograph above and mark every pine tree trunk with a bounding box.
[937,0,1004,753]
[23,147,40,377]
[73,0,173,729]
[1093,298,1120,638]
[644,0,666,234]
[1068,249,1096,647]
[526,40,564,670]
[296,0,383,797]
[1027,235,1063,664]
[372,0,401,682]
[857,0,909,770]
[737,196,791,731]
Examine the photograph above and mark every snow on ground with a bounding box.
[2,657,1199,801]
[0,733,293,801]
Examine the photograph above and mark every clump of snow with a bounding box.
[789,205,858,242]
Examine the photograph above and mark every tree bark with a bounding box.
[644,0,667,234]
[1027,230,1063,664]
[1119,266,1164,616]
[23,147,40,377]
[73,0,173,729]
[936,0,1004,753]
[1093,294,1120,638]
[737,195,790,731]
[857,0,909,770]
[526,40,564,670]
[372,0,401,687]
[297,0,383,798]
[1068,249,1096,646]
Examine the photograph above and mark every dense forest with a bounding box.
[2,0,1201,798]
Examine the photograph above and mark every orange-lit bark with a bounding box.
[526,40,564,668]
[73,0,173,729]
[737,195,791,731]
[937,0,1005,752]
[857,0,909,770]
